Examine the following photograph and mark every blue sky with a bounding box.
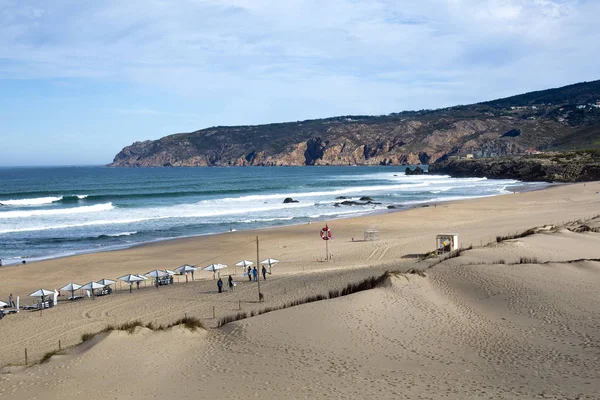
[1,0,599,166]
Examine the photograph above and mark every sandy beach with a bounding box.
[1,182,599,399]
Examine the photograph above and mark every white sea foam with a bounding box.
[0,196,62,206]
[105,231,138,237]
[0,203,114,219]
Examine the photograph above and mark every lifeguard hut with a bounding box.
[436,233,459,254]
[364,225,380,241]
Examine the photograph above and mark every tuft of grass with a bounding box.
[217,312,248,327]
[328,289,340,299]
[166,316,204,331]
[405,268,426,277]
[118,320,144,333]
[492,259,506,264]
[40,349,65,364]
[80,332,95,342]
[496,228,537,243]
[519,257,539,264]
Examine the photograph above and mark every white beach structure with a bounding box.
[436,233,459,254]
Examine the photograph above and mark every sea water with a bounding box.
[0,166,544,264]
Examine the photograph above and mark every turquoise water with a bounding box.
[0,166,542,264]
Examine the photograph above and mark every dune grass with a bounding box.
[39,349,65,364]
[496,228,537,243]
[218,271,395,327]
[80,317,204,343]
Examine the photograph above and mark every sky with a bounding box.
[0,0,599,166]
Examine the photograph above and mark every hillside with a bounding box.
[109,80,600,167]
[429,149,600,182]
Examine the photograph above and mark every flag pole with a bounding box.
[326,238,329,261]
[256,236,261,301]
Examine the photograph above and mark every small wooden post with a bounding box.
[59,340,61,351]
[238,300,241,311]
[212,306,215,319]
[25,348,28,365]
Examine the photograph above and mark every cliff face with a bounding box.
[109,80,600,167]
[429,151,600,182]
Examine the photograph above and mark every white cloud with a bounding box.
[0,0,598,120]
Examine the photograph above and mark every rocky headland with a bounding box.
[429,150,600,182]
[109,80,600,168]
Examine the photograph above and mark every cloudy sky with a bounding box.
[1,0,598,166]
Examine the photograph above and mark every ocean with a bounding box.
[0,166,544,265]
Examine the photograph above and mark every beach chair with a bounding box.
[23,302,40,311]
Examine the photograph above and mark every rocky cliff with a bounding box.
[109,80,600,167]
[429,150,600,182]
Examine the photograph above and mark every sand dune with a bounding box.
[1,182,600,399]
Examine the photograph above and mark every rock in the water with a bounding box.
[283,197,299,203]
[405,166,425,175]
[359,196,374,201]
[335,196,349,200]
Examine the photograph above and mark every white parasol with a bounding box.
[29,289,54,304]
[97,279,116,286]
[60,283,82,300]
[163,269,177,276]
[204,263,228,279]
[235,260,254,275]
[119,274,143,292]
[145,269,169,279]
[0,300,8,308]
[261,258,280,273]
[175,265,198,282]
[81,282,105,299]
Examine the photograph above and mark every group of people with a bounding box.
[216,266,269,293]
[247,265,268,281]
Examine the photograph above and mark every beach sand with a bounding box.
[1,182,599,399]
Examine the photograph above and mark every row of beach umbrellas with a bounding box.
[26,259,281,302]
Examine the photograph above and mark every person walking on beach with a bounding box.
[247,266,252,281]
[9,293,15,308]
[217,277,223,293]
[228,275,234,291]
[262,266,267,280]
[252,266,258,281]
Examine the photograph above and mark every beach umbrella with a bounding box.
[163,269,177,276]
[146,269,169,287]
[118,274,143,293]
[175,265,198,282]
[97,279,116,287]
[145,269,168,279]
[81,282,105,299]
[235,260,254,275]
[29,289,54,303]
[0,300,8,308]
[261,258,280,274]
[60,283,82,300]
[204,263,228,279]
